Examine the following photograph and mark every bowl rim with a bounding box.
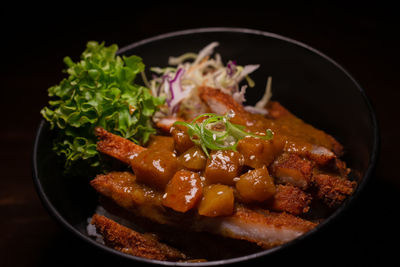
[32,27,380,266]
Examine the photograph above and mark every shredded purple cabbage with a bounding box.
[226,60,237,77]
[166,68,185,108]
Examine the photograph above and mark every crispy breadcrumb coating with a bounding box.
[91,214,186,261]
[312,174,356,207]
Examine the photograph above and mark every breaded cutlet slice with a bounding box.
[91,214,186,261]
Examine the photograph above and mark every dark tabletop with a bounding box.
[1,2,399,266]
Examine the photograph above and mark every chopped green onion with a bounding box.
[173,111,273,157]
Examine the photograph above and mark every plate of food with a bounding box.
[32,27,378,265]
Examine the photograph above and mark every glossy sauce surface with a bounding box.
[204,150,244,186]
[132,149,180,190]
[129,102,345,217]
[162,170,203,212]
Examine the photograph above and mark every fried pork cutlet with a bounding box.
[265,101,343,156]
[312,174,357,208]
[269,154,355,208]
[95,127,146,165]
[198,86,251,123]
[90,171,317,248]
[270,153,314,190]
[95,127,355,211]
[90,171,169,224]
[197,86,356,205]
[212,206,316,249]
[198,86,342,161]
[91,214,186,261]
[155,116,184,133]
[270,184,311,215]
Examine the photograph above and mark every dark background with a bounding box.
[1,2,399,266]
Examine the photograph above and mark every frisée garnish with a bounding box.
[41,41,164,171]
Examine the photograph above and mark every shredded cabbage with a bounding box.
[148,42,272,120]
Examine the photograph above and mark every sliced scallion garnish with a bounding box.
[173,111,273,157]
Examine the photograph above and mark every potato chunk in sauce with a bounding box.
[131,149,180,190]
[236,136,284,169]
[198,184,234,217]
[171,125,194,154]
[204,150,243,185]
[147,135,175,152]
[178,146,207,171]
[122,101,349,221]
[236,167,276,203]
[162,170,203,212]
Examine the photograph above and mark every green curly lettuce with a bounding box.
[41,41,164,172]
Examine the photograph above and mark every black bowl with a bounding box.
[32,27,379,266]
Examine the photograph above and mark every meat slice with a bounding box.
[283,141,336,166]
[269,184,311,215]
[90,172,168,224]
[236,136,285,169]
[95,127,146,164]
[90,171,318,248]
[312,173,357,207]
[198,206,317,249]
[265,101,344,156]
[90,214,186,261]
[198,87,343,159]
[95,129,180,190]
[198,86,251,124]
[270,153,314,190]
[264,101,291,119]
[155,116,183,133]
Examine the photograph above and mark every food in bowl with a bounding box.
[41,41,357,262]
